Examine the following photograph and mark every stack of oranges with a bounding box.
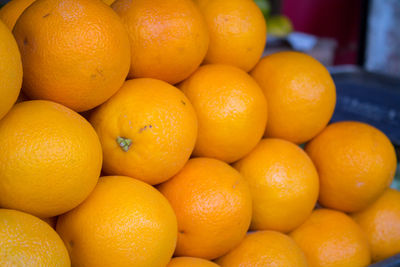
[0,0,399,266]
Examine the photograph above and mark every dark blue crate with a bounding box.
[330,70,400,146]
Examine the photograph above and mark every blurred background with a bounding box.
[252,0,400,188]
[1,0,399,184]
[255,0,400,74]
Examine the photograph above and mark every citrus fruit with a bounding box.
[0,0,35,30]
[112,0,209,84]
[290,209,371,267]
[13,0,130,112]
[195,0,266,71]
[0,20,22,120]
[56,176,177,267]
[179,64,267,163]
[90,78,197,185]
[352,188,400,262]
[216,230,308,267]
[0,100,102,218]
[254,0,271,20]
[267,15,293,37]
[250,51,336,144]
[167,257,219,267]
[102,0,115,5]
[0,209,70,266]
[234,138,319,232]
[158,157,252,260]
[305,121,397,212]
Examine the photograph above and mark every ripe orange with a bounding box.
[102,0,115,5]
[0,209,70,266]
[179,64,267,163]
[0,20,22,120]
[56,176,177,267]
[250,51,336,144]
[290,209,371,267]
[158,157,252,260]
[195,0,266,71]
[112,0,209,84]
[216,230,308,267]
[0,0,35,30]
[305,121,397,212]
[0,100,102,218]
[352,188,400,262]
[167,257,219,267]
[233,138,319,232]
[90,78,197,185]
[13,0,130,112]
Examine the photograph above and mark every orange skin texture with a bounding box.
[56,176,177,267]
[0,20,22,120]
[167,257,219,267]
[0,0,35,30]
[102,0,115,5]
[305,121,397,212]
[90,78,198,185]
[112,0,209,84]
[250,51,336,144]
[216,230,308,267]
[0,100,102,218]
[0,209,70,267]
[13,0,131,112]
[195,0,266,72]
[179,64,268,163]
[234,138,319,232]
[290,209,371,267]
[352,188,400,262]
[158,157,252,260]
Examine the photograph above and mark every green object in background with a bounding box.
[253,0,293,37]
[391,163,400,190]
[254,0,271,20]
[267,15,293,37]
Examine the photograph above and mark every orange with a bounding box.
[112,0,209,84]
[90,78,197,185]
[0,100,102,218]
[56,176,177,267]
[102,0,115,5]
[195,0,266,71]
[305,121,397,212]
[158,157,252,260]
[0,209,70,266]
[167,257,219,267]
[234,138,319,232]
[290,209,371,267]
[0,0,35,30]
[352,188,400,262]
[216,230,308,267]
[179,64,267,163]
[250,51,336,144]
[13,0,130,112]
[0,20,22,120]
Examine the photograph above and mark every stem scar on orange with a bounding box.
[90,78,198,185]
